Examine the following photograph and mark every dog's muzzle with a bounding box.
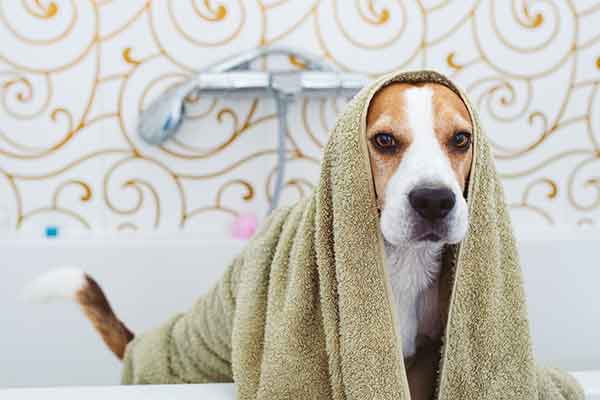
[408,185,456,242]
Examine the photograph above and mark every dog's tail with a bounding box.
[23,268,134,360]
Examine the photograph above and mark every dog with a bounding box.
[25,81,473,392]
[367,82,473,359]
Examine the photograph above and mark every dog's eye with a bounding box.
[450,131,471,150]
[372,132,397,152]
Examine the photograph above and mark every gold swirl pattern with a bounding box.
[0,0,599,235]
[315,0,424,74]
[167,0,243,47]
[192,0,228,22]
[0,72,51,120]
[24,0,59,19]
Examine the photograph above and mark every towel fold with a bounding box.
[122,70,583,400]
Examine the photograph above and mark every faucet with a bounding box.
[137,47,369,211]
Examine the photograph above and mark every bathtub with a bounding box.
[0,228,598,397]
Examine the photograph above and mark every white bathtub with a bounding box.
[0,229,598,397]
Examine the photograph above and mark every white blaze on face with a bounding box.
[379,87,469,246]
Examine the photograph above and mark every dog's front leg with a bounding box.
[406,338,442,400]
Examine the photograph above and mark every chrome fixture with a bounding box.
[137,47,369,211]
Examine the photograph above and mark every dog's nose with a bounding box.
[408,186,456,221]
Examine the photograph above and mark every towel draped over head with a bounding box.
[122,70,583,399]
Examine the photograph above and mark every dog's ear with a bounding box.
[462,148,474,200]
[365,141,384,213]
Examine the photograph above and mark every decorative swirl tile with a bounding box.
[0,0,599,235]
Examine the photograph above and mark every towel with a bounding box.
[121,70,583,400]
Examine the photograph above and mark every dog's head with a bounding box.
[366,82,474,247]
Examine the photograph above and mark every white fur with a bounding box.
[385,241,442,357]
[380,87,470,358]
[22,267,86,303]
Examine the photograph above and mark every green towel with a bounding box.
[122,70,583,399]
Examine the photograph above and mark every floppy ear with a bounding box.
[366,150,384,212]
[462,144,475,200]
[463,174,471,200]
[364,120,384,213]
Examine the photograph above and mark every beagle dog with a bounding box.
[26,82,473,398]
[366,82,473,398]
[367,82,473,358]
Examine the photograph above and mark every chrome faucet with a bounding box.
[137,47,369,211]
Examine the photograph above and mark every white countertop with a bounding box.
[1,384,236,399]
[1,372,598,400]
[573,371,600,400]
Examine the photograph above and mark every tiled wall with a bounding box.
[1,0,599,237]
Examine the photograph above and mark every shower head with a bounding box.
[137,72,271,145]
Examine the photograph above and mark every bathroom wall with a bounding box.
[1,0,599,237]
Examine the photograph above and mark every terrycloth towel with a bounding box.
[122,70,583,399]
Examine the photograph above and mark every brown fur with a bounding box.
[75,276,134,359]
[366,82,473,208]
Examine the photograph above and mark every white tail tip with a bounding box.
[23,267,87,303]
